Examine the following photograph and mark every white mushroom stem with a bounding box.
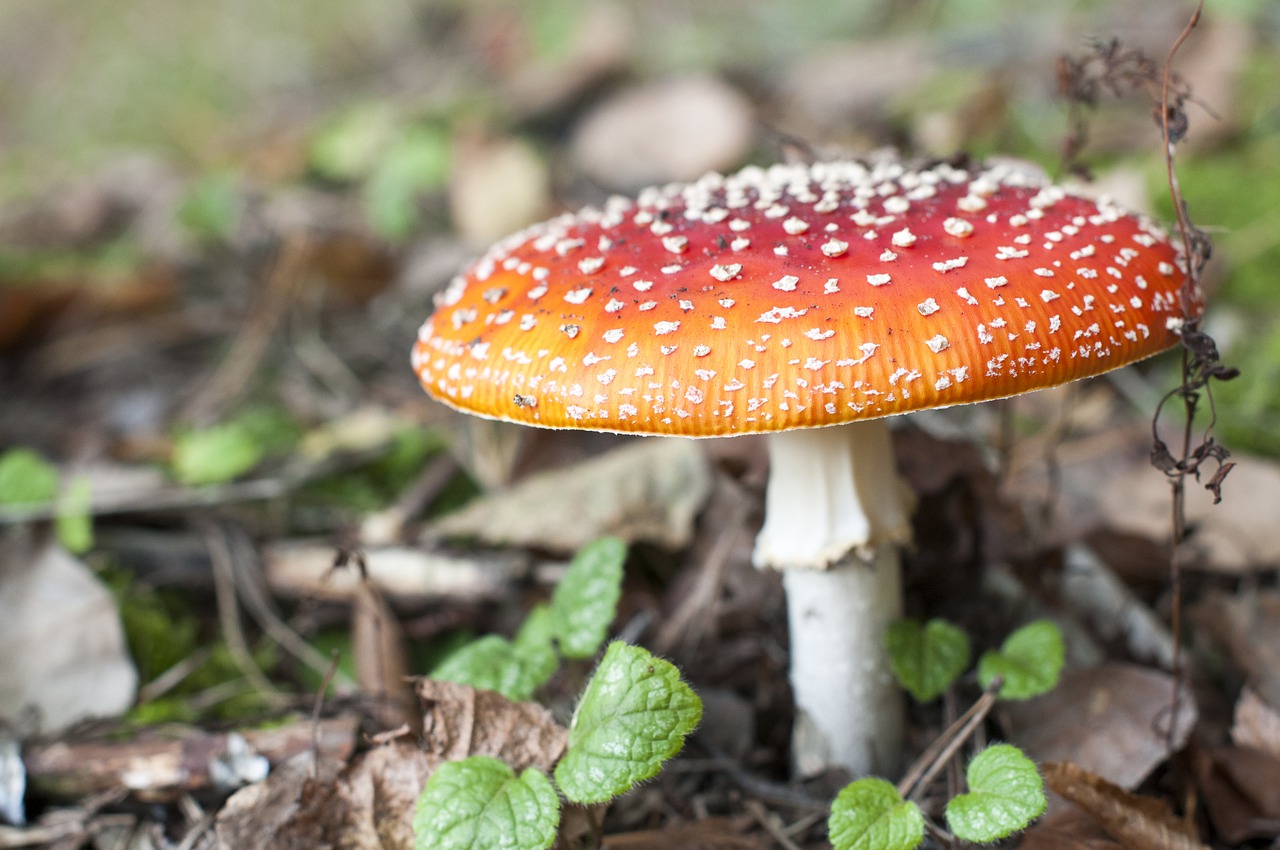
[753,420,913,777]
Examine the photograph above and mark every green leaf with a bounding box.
[978,620,1064,700]
[430,634,550,702]
[171,420,264,486]
[828,777,924,850]
[177,171,242,242]
[0,448,58,506]
[513,604,559,683]
[414,756,559,850]
[884,618,970,703]
[554,642,702,804]
[55,476,94,553]
[945,744,1046,843]
[364,125,451,241]
[550,537,626,659]
[309,102,398,182]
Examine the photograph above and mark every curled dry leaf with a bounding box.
[351,580,415,731]
[214,742,435,850]
[213,680,567,850]
[1015,807,1124,850]
[415,677,567,772]
[1042,761,1209,850]
[425,438,712,553]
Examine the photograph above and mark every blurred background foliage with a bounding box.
[0,0,1277,457]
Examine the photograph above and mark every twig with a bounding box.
[897,677,1003,801]
[181,232,311,426]
[222,525,356,689]
[310,650,341,779]
[201,521,289,707]
[653,485,750,656]
[136,647,213,704]
[745,800,805,850]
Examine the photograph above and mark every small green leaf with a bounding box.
[414,756,559,850]
[885,618,970,702]
[364,125,451,241]
[828,777,924,850]
[309,102,398,181]
[56,476,94,554]
[554,642,702,803]
[978,620,1064,700]
[177,171,242,242]
[0,448,58,506]
[550,537,626,659]
[430,634,551,702]
[171,421,264,486]
[945,744,1046,843]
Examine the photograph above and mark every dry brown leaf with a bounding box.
[415,678,567,771]
[1095,453,1280,573]
[214,741,436,850]
[604,816,764,849]
[1042,761,1208,850]
[1015,808,1124,850]
[425,437,712,553]
[1194,744,1280,843]
[1002,664,1196,791]
[215,681,568,850]
[1232,687,1280,759]
[213,750,348,850]
[1191,591,1280,709]
[352,580,415,730]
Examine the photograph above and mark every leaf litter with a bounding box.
[0,2,1275,848]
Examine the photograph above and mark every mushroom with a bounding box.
[412,157,1196,777]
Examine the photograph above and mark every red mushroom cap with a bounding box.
[413,158,1198,437]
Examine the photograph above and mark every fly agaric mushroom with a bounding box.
[412,156,1196,777]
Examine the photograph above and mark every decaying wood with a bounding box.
[23,716,359,800]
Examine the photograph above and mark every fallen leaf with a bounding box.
[571,76,754,191]
[1002,663,1196,791]
[1042,761,1208,850]
[1015,807,1124,850]
[425,438,712,552]
[214,681,568,850]
[1190,590,1280,709]
[0,539,137,733]
[213,749,352,850]
[352,581,415,731]
[1095,453,1280,573]
[1232,687,1280,759]
[214,737,441,849]
[415,678,567,771]
[604,816,764,849]
[1192,743,1280,844]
